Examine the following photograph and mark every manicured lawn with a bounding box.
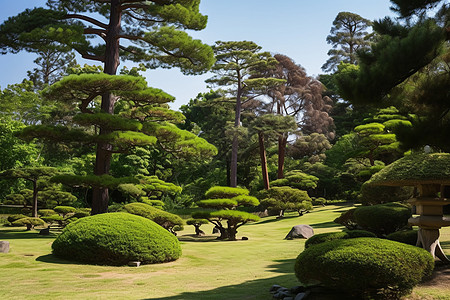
[0,204,449,300]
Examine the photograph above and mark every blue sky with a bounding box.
[0,1,395,109]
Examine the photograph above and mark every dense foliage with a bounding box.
[295,238,434,299]
[52,212,181,265]
[304,230,376,248]
[353,202,412,236]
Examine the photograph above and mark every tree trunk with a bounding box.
[230,73,242,187]
[91,0,122,215]
[32,180,38,218]
[258,132,270,190]
[277,135,287,179]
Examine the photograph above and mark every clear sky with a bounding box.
[0,0,395,110]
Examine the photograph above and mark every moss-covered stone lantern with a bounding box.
[368,153,450,263]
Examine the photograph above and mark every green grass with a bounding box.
[0,204,449,300]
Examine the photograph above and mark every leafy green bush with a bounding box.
[52,212,181,265]
[40,214,64,226]
[38,209,56,217]
[295,238,434,299]
[7,214,28,223]
[333,208,358,230]
[387,230,418,246]
[53,206,77,216]
[260,186,312,217]
[141,199,164,210]
[305,230,376,248]
[204,186,248,199]
[123,202,183,233]
[11,217,45,230]
[353,202,412,236]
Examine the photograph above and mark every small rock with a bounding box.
[128,261,141,267]
[270,284,282,293]
[39,228,50,235]
[284,225,314,240]
[294,291,310,300]
[0,241,10,253]
[242,236,249,240]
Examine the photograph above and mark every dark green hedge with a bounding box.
[353,202,411,236]
[387,230,418,246]
[295,238,434,299]
[305,230,376,248]
[123,203,183,230]
[52,212,181,265]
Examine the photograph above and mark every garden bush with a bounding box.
[11,217,45,230]
[38,209,56,217]
[52,212,181,265]
[186,218,208,236]
[7,214,28,223]
[353,202,411,236]
[333,208,358,230]
[305,230,376,248]
[53,206,77,216]
[295,238,434,299]
[387,230,418,246]
[123,202,183,233]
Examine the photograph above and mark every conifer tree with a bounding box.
[0,1,215,213]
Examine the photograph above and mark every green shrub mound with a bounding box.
[123,202,183,232]
[7,214,28,223]
[52,212,181,266]
[353,202,411,236]
[305,230,376,248]
[53,206,77,216]
[295,238,434,299]
[11,217,45,230]
[387,230,418,246]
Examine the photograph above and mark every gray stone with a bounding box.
[270,284,282,293]
[0,241,10,253]
[284,225,314,240]
[294,291,310,300]
[128,261,141,267]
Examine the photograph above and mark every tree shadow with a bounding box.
[254,215,299,225]
[0,229,57,240]
[35,254,78,265]
[142,259,298,300]
[309,221,341,229]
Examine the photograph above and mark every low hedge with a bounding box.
[305,230,376,248]
[387,230,418,246]
[52,212,181,265]
[295,238,434,299]
[353,202,411,236]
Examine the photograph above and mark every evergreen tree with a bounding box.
[0,1,215,213]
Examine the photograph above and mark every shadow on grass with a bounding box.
[309,221,341,229]
[0,229,57,240]
[143,259,298,300]
[255,215,299,225]
[36,254,76,265]
[178,234,221,242]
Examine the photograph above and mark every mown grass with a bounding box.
[0,204,449,300]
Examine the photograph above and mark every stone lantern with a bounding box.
[368,153,450,263]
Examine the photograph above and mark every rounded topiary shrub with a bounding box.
[387,230,418,246]
[353,202,411,236]
[305,230,376,248]
[52,212,181,265]
[295,238,434,299]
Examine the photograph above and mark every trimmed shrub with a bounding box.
[353,202,412,236]
[186,218,208,235]
[53,206,77,216]
[41,214,64,226]
[7,214,28,223]
[260,186,312,217]
[387,230,418,246]
[204,186,249,199]
[196,199,237,209]
[11,217,45,230]
[38,209,56,217]
[305,230,376,248]
[123,202,183,233]
[141,199,164,210]
[52,212,181,265]
[295,238,434,299]
[333,208,358,230]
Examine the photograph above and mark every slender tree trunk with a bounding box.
[32,180,38,218]
[258,132,270,190]
[277,135,287,179]
[92,0,122,215]
[230,73,242,187]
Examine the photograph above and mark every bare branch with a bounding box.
[84,28,107,41]
[64,14,108,29]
